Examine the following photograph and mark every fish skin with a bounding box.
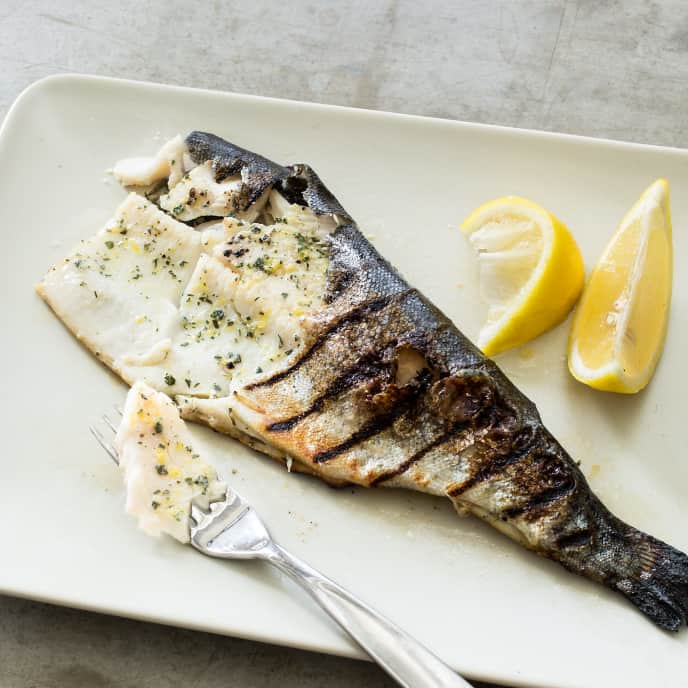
[186,132,354,223]
[185,131,291,209]
[177,132,688,631]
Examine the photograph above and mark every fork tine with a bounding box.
[90,424,119,465]
[102,413,117,434]
[190,502,207,527]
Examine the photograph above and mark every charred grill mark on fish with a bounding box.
[312,368,433,464]
[265,352,389,432]
[370,422,469,486]
[501,477,578,520]
[447,432,536,498]
[556,529,593,549]
[244,294,397,391]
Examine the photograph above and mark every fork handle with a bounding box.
[263,544,472,688]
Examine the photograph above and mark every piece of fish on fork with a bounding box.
[90,411,472,688]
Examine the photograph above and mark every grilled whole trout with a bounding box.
[38,132,688,630]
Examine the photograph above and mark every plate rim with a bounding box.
[5,72,688,161]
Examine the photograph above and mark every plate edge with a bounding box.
[2,73,688,162]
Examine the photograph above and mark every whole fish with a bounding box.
[38,131,688,630]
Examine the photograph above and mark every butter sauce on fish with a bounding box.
[38,132,688,630]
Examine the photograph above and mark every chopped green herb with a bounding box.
[155,464,168,476]
[104,240,114,249]
[154,420,163,434]
[193,474,210,494]
[295,233,309,252]
[164,373,176,386]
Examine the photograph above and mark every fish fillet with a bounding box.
[38,131,688,630]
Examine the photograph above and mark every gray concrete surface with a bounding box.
[2,1,687,686]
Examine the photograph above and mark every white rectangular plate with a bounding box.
[2,74,687,688]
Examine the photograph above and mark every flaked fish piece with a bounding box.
[38,132,688,631]
[116,380,226,543]
[113,134,187,189]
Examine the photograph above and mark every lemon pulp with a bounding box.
[462,197,584,356]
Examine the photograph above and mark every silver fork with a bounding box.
[91,414,473,688]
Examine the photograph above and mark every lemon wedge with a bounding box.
[461,197,584,356]
[568,179,672,393]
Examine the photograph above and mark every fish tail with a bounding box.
[555,496,688,631]
[612,529,688,631]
